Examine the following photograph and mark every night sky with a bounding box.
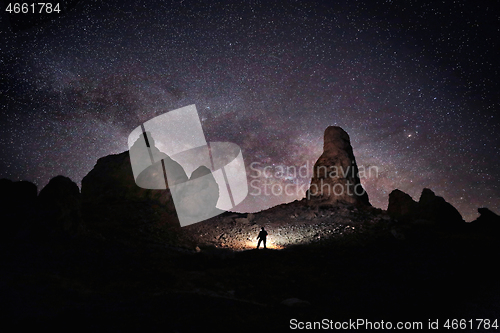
[1,0,498,221]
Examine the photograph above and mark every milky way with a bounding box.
[1,0,498,221]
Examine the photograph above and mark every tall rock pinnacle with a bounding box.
[306,126,370,206]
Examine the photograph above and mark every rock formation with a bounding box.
[80,132,219,242]
[418,188,464,225]
[0,179,38,237]
[38,175,84,235]
[82,132,186,207]
[387,189,419,222]
[306,126,370,207]
[469,207,500,231]
[387,188,464,226]
[81,148,180,237]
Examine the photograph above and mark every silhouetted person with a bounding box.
[256,227,268,249]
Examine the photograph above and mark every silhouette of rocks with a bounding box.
[81,150,181,238]
[387,188,464,226]
[14,180,37,205]
[82,132,186,206]
[80,133,201,245]
[82,151,168,205]
[38,175,84,235]
[470,207,500,230]
[0,179,38,237]
[0,179,37,210]
[387,189,418,222]
[306,126,370,207]
[418,188,464,226]
[476,207,500,222]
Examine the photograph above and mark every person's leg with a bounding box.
[263,238,266,249]
[257,239,261,249]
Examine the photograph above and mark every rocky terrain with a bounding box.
[186,201,388,250]
[185,126,465,251]
[1,126,499,332]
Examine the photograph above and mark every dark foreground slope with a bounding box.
[1,214,500,333]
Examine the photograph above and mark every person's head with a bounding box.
[261,227,265,230]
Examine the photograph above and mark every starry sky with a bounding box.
[1,0,498,221]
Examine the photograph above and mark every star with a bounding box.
[0,0,498,222]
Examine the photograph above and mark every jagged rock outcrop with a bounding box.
[38,175,84,235]
[82,132,185,206]
[80,133,185,230]
[387,189,418,222]
[475,207,500,222]
[306,126,370,206]
[418,188,464,225]
[80,132,217,245]
[387,188,464,226]
[81,149,180,237]
[82,151,171,205]
[470,207,500,230]
[0,179,37,211]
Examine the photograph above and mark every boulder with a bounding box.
[81,150,180,235]
[306,126,370,206]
